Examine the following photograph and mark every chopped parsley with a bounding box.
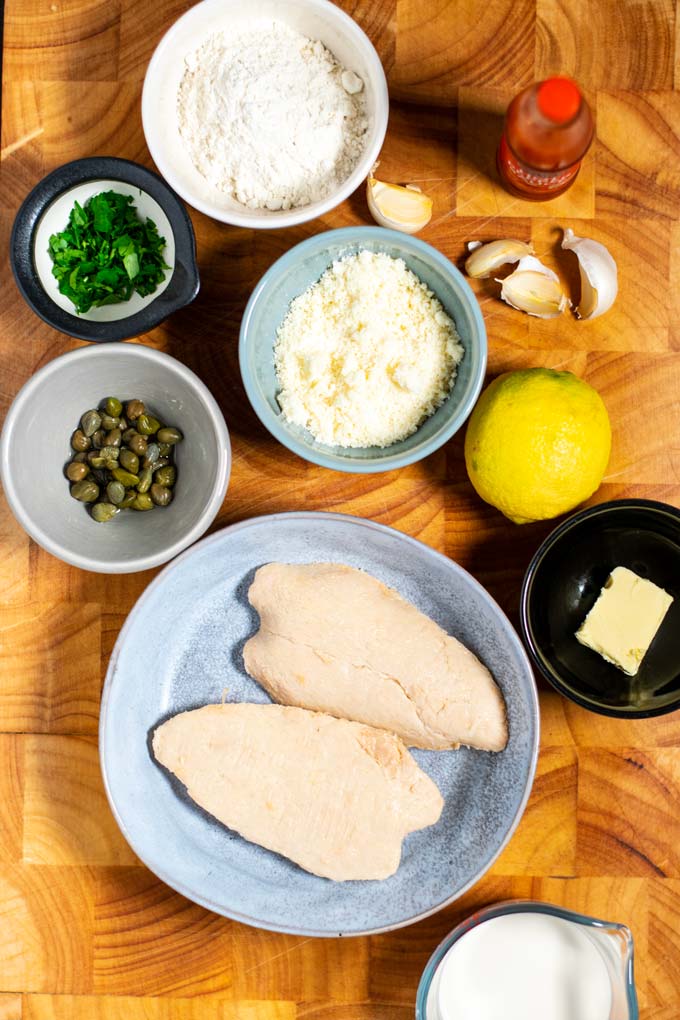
[48,190,170,314]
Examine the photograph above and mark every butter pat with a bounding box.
[576,566,673,676]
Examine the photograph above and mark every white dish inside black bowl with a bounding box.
[11,157,199,342]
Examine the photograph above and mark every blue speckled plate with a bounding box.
[100,512,539,936]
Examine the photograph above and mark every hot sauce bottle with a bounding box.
[497,77,594,200]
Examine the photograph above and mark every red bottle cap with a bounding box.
[537,77,582,124]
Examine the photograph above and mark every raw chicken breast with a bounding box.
[244,562,508,752]
[152,703,443,881]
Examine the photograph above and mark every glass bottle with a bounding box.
[497,77,594,200]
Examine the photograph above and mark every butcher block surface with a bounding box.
[1,0,680,1017]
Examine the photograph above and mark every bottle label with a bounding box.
[498,136,579,192]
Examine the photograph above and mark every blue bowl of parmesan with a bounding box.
[239,227,487,473]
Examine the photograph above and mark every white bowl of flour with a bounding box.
[142,0,388,228]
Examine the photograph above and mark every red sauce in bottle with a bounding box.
[497,78,594,200]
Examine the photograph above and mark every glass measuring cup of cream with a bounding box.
[415,900,638,1020]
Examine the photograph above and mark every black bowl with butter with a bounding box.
[520,499,680,718]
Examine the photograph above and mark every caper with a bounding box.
[71,429,91,452]
[137,466,153,493]
[150,483,173,507]
[67,397,180,519]
[91,502,120,523]
[66,461,89,482]
[106,481,126,505]
[126,399,145,421]
[80,410,102,437]
[89,446,118,464]
[70,479,99,502]
[119,490,136,509]
[137,414,161,436]
[90,468,110,487]
[104,397,123,418]
[112,467,140,487]
[156,426,183,445]
[119,448,139,473]
[154,465,176,487]
[128,434,147,457]
[131,492,154,511]
[143,443,160,467]
[100,445,120,462]
[102,428,122,448]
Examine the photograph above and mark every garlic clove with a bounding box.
[341,69,364,94]
[465,238,534,279]
[497,255,570,319]
[561,228,618,320]
[366,176,433,234]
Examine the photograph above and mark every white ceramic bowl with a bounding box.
[142,0,389,228]
[0,344,231,573]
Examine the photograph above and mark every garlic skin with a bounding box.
[497,255,570,319]
[561,228,618,320]
[366,175,433,234]
[465,239,534,279]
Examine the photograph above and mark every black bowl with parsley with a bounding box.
[11,157,199,342]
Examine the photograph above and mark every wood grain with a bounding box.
[23,997,296,1020]
[0,995,22,1020]
[536,0,676,89]
[2,0,680,1016]
[0,605,101,734]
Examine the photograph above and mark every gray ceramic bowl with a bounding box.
[101,512,539,935]
[239,227,487,472]
[0,344,231,573]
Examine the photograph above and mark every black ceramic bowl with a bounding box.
[520,499,680,718]
[11,157,199,342]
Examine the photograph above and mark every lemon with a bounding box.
[464,368,611,524]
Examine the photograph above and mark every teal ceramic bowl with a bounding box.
[239,227,487,473]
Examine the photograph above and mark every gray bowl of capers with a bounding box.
[0,343,231,573]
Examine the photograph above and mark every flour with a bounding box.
[177,23,369,211]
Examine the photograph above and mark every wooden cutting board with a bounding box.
[1,1,680,1017]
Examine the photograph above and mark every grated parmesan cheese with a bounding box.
[274,251,464,449]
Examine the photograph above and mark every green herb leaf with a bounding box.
[90,193,114,233]
[46,190,168,314]
[123,251,140,280]
[72,201,88,228]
